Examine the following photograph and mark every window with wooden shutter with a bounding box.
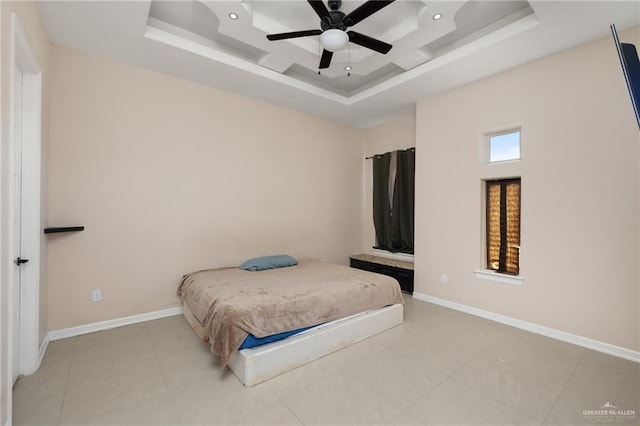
[486,178,521,275]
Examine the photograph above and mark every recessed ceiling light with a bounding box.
[433,13,443,20]
[345,66,352,71]
[228,12,239,20]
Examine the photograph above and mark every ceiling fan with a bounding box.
[266,0,395,70]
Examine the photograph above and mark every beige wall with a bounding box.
[0,1,50,423]
[362,113,416,252]
[415,27,640,351]
[47,45,364,331]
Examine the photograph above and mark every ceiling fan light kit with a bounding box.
[266,0,395,69]
[320,29,349,52]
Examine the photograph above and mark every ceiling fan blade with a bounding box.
[343,0,395,27]
[266,29,322,41]
[319,49,333,69]
[307,0,331,20]
[348,31,392,54]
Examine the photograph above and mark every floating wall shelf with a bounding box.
[44,226,85,234]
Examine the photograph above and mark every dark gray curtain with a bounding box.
[391,149,415,254]
[372,148,415,254]
[372,153,392,250]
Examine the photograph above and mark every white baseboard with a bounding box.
[37,335,49,369]
[413,292,640,363]
[17,336,49,377]
[48,306,183,341]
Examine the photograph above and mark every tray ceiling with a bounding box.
[38,1,640,128]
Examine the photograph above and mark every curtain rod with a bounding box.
[365,147,415,160]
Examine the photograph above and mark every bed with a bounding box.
[178,258,404,385]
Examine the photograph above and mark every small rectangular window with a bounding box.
[487,130,520,162]
[486,178,521,275]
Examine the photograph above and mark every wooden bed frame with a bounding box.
[183,302,403,386]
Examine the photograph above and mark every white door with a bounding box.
[12,67,24,385]
[7,14,44,390]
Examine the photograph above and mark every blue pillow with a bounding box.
[239,255,298,271]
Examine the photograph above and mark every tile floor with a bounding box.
[12,295,640,425]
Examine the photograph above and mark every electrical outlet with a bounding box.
[92,289,102,302]
[441,273,448,284]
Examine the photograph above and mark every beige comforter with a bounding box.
[178,259,403,366]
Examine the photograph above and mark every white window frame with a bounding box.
[473,269,523,286]
[483,127,522,164]
[372,248,414,262]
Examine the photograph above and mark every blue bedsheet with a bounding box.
[239,325,316,349]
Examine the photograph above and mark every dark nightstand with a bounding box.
[349,254,414,294]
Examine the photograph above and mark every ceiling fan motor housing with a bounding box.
[321,11,347,31]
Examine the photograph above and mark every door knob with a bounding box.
[15,257,29,265]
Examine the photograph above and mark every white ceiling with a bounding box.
[38,0,639,128]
